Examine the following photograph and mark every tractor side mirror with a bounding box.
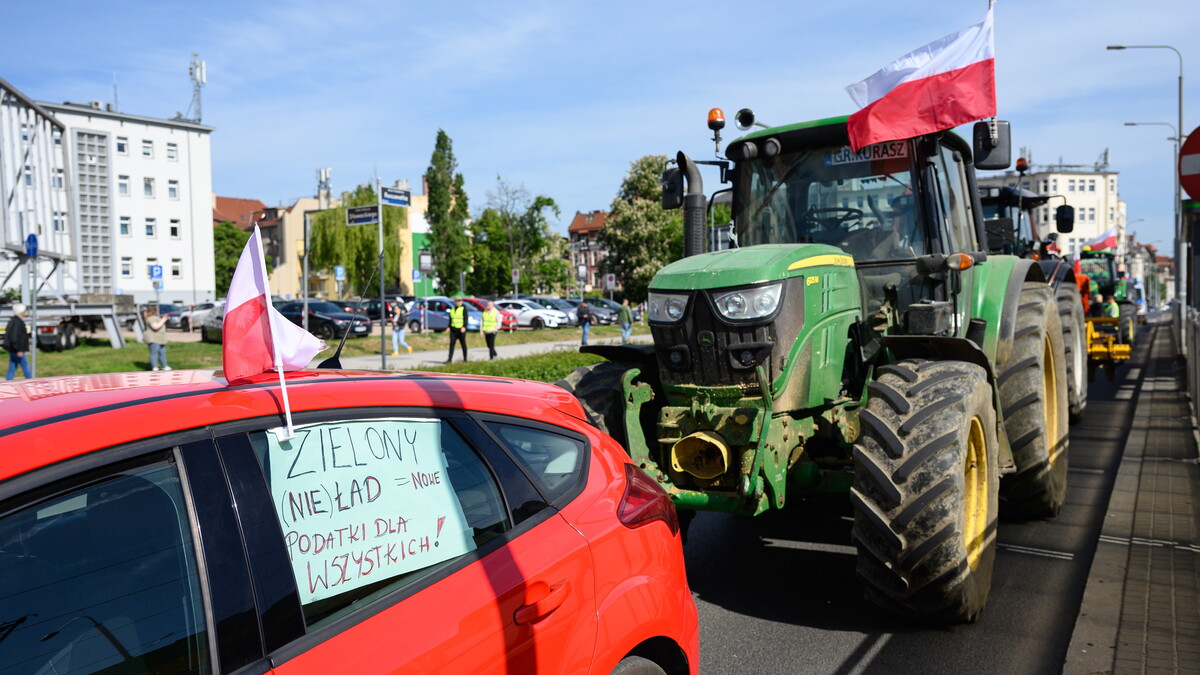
[972,120,1011,170]
[662,167,684,210]
[1055,205,1075,233]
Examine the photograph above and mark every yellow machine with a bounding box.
[1086,317,1131,381]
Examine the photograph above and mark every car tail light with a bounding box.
[618,464,679,536]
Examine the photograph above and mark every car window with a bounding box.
[0,456,211,674]
[249,418,510,630]
[485,422,586,503]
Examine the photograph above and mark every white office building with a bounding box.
[978,166,1128,258]
[37,100,216,305]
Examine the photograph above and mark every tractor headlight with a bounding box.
[711,283,782,321]
[647,292,689,323]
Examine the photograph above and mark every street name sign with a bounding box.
[381,187,411,206]
[346,205,380,226]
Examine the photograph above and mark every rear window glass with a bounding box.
[251,418,509,629]
[485,422,586,503]
[0,459,210,674]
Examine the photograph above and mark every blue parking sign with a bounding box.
[412,269,422,281]
[150,264,163,280]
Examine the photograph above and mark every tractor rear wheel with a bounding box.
[851,359,998,623]
[1057,283,1087,424]
[996,282,1070,519]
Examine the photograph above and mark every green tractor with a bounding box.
[1078,248,1137,343]
[558,111,1070,623]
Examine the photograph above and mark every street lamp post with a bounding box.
[1108,44,1185,351]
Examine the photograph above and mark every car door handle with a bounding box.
[514,582,570,625]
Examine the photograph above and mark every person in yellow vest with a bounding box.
[447,297,468,363]
[481,300,501,360]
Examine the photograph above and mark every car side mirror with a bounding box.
[1055,205,1074,233]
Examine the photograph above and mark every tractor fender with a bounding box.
[1037,259,1076,292]
[879,334,1015,473]
[974,257,1045,363]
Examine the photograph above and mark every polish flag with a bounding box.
[223,226,323,383]
[845,8,996,151]
[1083,226,1118,251]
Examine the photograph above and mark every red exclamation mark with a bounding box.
[435,516,445,547]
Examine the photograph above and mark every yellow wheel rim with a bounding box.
[1042,334,1061,465]
[963,416,988,570]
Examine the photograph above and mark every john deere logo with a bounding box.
[697,331,715,347]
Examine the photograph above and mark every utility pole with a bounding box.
[377,176,386,370]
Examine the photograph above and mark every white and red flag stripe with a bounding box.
[223,226,323,383]
[845,8,996,151]
[1083,226,1119,251]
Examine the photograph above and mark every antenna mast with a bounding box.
[187,53,206,123]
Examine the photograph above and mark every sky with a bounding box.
[3,0,1196,248]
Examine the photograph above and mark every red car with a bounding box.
[462,297,520,332]
[0,369,697,674]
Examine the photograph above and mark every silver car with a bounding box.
[495,299,565,329]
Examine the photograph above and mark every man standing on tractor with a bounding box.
[446,297,468,363]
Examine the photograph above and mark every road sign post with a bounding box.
[25,234,37,378]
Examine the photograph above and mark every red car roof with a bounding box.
[0,369,589,481]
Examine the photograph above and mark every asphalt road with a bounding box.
[683,318,1158,674]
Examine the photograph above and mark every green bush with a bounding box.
[417,349,604,383]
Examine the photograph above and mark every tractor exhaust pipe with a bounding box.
[671,430,731,479]
[679,152,707,258]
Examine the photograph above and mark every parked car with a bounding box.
[339,297,403,323]
[0,370,698,674]
[170,302,220,331]
[589,296,642,322]
[560,297,617,325]
[496,298,566,329]
[461,297,519,332]
[530,297,579,326]
[198,301,290,344]
[407,297,482,333]
[276,300,372,341]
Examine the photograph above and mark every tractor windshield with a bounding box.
[733,140,926,261]
[1079,256,1114,290]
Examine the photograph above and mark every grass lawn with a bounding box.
[24,322,645,383]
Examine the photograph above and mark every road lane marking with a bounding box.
[1100,534,1200,553]
[761,538,857,555]
[997,543,1075,561]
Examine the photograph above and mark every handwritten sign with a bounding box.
[265,419,475,604]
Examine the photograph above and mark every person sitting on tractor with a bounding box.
[1088,293,1107,318]
[1102,295,1120,318]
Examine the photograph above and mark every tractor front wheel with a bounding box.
[851,359,999,623]
[555,361,639,448]
[996,282,1070,519]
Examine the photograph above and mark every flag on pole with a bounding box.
[1083,226,1118,251]
[845,8,996,151]
[223,226,324,382]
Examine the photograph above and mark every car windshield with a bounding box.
[733,140,925,260]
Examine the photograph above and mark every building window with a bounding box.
[1109,179,1116,193]
[168,180,179,200]
[144,177,155,198]
[1068,179,1075,192]
[121,256,132,277]
[20,123,30,142]
[117,136,128,154]
[1051,179,1058,192]
[1041,180,1048,192]
[1088,179,1096,192]
[52,168,64,189]
[118,175,129,196]
[120,216,131,236]
[23,166,33,187]
[52,211,66,231]
[172,259,182,278]
[142,139,153,158]
[1088,208,1096,222]
[167,143,178,161]
[52,129,62,145]
[145,217,157,237]
[170,219,181,238]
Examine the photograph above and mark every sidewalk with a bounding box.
[324,332,651,371]
[1066,324,1200,673]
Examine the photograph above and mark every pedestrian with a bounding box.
[482,300,501,360]
[391,300,411,356]
[577,301,592,346]
[618,298,633,344]
[144,306,171,372]
[446,296,468,362]
[4,303,31,380]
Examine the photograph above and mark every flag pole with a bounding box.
[253,225,297,439]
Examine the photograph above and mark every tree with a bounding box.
[426,130,470,295]
[484,177,560,296]
[599,155,683,302]
[214,221,251,296]
[308,184,404,297]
